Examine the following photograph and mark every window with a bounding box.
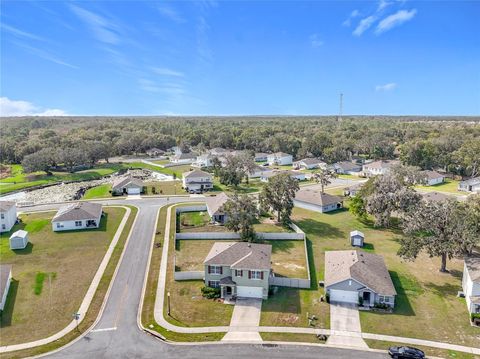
[384,296,390,303]
[1,224,5,230]
[208,280,220,288]
[235,269,243,277]
[0,214,4,219]
[56,223,64,228]
[209,265,222,275]
[379,296,385,303]
[250,270,263,280]
[75,221,82,227]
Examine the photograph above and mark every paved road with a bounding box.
[23,197,386,359]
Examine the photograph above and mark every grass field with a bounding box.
[212,179,264,194]
[415,178,463,195]
[83,184,112,199]
[144,181,186,196]
[0,207,126,346]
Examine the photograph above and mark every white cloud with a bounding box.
[0,97,67,116]
[376,9,417,34]
[375,82,397,91]
[70,4,121,44]
[158,5,185,23]
[342,9,360,27]
[1,23,46,42]
[11,41,78,69]
[151,67,185,77]
[353,16,377,36]
[309,34,324,48]
[377,0,393,12]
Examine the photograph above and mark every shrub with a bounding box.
[374,302,390,310]
[201,286,221,299]
[471,313,480,322]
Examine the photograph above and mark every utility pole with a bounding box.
[167,292,171,316]
[338,93,343,121]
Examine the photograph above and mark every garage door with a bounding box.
[127,187,141,195]
[329,289,358,304]
[237,286,263,299]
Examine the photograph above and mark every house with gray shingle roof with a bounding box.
[52,202,103,231]
[0,264,12,311]
[421,170,445,186]
[204,242,272,299]
[182,169,213,193]
[462,255,480,315]
[267,152,293,166]
[325,250,396,307]
[205,193,230,224]
[333,161,362,175]
[111,176,144,195]
[294,189,343,213]
[0,201,17,233]
[293,158,326,170]
[458,177,480,193]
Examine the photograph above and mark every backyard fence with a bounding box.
[175,232,304,240]
[174,271,204,281]
[175,205,207,213]
[270,276,310,289]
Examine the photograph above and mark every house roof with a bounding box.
[269,152,291,158]
[262,170,303,179]
[363,160,400,170]
[10,230,28,239]
[325,250,396,296]
[422,170,444,180]
[204,242,272,270]
[345,182,364,191]
[112,176,144,190]
[219,276,236,285]
[0,201,15,212]
[297,158,325,166]
[0,264,12,297]
[146,147,164,153]
[52,202,103,222]
[465,255,480,282]
[334,161,362,171]
[249,165,271,174]
[295,189,342,206]
[173,152,197,160]
[350,230,364,238]
[460,177,480,185]
[205,193,230,216]
[255,152,269,158]
[183,169,212,179]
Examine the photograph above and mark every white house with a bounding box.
[254,153,269,162]
[0,264,12,311]
[111,176,144,195]
[248,165,273,179]
[260,170,305,183]
[0,201,17,233]
[9,230,29,250]
[458,177,480,193]
[343,182,364,197]
[267,152,293,166]
[350,230,364,247]
[333,161,362,175]
[293,158,326,170]
[182,170,213,193]
[421,170,445,186]
[52,202,103,232]
[462,255,480,314]
[294,189,343,213]
[171,152,197,164]
[362,160,400,177]
[193,154,215,168]
[209,147,230,157]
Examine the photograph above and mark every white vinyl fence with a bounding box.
[174,271,204,281]
[270,277,310,289]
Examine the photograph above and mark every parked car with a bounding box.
[388,346,425,359]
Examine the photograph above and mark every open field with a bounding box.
[0,207,126,345]
[83,184,112,199]
[415,178,464,195]
[143,181,186,196]
[212,179,264,194]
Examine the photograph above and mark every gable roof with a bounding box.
[173,152,197,160]
[268,152,291,158]
[0,264,12,298]
[325,250,396,296]
[421,170,444,180]
[112,176,144,190]
[465,255,480,282]
[52,202,102,222]
[334,161,362,171]
[460,177,480,186]
[205,193,230,216]
[261,170,303,179]
[363,160,400,170]
[0,201,16,212]
[350,230,364,238]
[297,158,325,166]
[10,230,28,239]
[183,169,212,179]
[295,189,342,206]
[204,242,272,270]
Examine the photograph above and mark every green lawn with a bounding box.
[260,332,324,343]
[212,179,264,194]
[415,178,463,195]
[144,181,186,196]
[83,184,112,199]
[180,211,210,228]
[0,207,126,346]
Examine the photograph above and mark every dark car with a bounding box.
[388,346,425,359]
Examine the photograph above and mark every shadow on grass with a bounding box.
[12,242,34,255]
[0,279,19,327]
[323,207,349,215]
[362,242,375,252]
[389,271,416,316]
[449,269,463,280]
[295,218,344,239]
[424,282,460,298]
[56,213,109,234]
[306,237,318,290]
[270,240,295,253]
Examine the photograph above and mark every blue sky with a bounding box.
[1,0,479,116]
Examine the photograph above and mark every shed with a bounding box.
[9,230,29,250]
[350,230,364,247]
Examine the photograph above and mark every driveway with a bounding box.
[222,298,262,342]
[327,303,368,348]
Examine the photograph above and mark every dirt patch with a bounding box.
[0,164,11,179]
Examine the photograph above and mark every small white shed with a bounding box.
[350,230,364,247]
[9,230,29,250]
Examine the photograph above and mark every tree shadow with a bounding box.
[362,242,375,252]
[323,207,349,215]
[0,279,19,327]
[12,242,34,255]
[389,271,415,316]
[270,240,295,254]
[306,237,318,290]
[424,282,460,298]
[448,269,463,280]
[295,218,344,239]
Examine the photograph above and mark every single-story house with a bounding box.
[146,147,165,157]
[421,170,445,186]
[9,230,29,250]
[0,201,17,233]
[458,177,480,193]
[267,152,293,166]
[254,153,269,162]
[293,158,326,170]
[350,230,364,247]
[248,165,273,179]
[182,170,213,193]
[205,192,230,224]
[260,170,306,183]
[171,152,197,164]
[0,264,12,311]
[111,176,144,195]
[462,255,480,314]
[52,202,103,232]
[204,242,272,299]
[343,182,364,197]
[193,154,215,168]
[209,147,230,157]
[325,250,396,307]
[170,146,183,155]
[333,161,362,175]
[294,189,343,213]
[362,160,400,177]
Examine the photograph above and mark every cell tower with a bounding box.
[338,93,343,121]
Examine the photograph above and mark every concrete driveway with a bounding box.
[327,303,368,348]
[222,298,262,342]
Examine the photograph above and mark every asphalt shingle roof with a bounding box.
[204,242,272,270]
[52,202,103,222]
[0,201,15,212]
[112,176,144,190]
[295,189,342,206]
[465,255,480,282]
[183,170,212,179]
[205,193,230,216]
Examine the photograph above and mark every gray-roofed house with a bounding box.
[293,158,326,170]
[146,148,165,157]
[260,170,306,183]
[0,264,12,311]
[52,202,103,231]
[458,177,480,193]
[350,230,364,247]
[248,165,273,179]
[325,250,396,307]
[0,201,17,233]
[193,154,215,168]
[362,160,400,177]
[204,242,272,299]
[294,188,343,213]
[182,170,213,193]
[421,170,445,186]
[343,182,364,197]
[111,176,144,195]
[254,153,269,162]
[205,193,230,224]
[267,152,293,166]
[171,152,197,164]
[333,161,362,175]
[462,255,480,314]
[9,230,29,250]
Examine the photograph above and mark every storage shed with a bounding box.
[9,230,29,250]
[350,230,364,247]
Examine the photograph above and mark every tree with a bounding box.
[348,195,367,221]
[399,198,467,272]
[223,193,259,241]
[453,139,480,177]
[21,148,58,174]
[237,152,256,184]
[311,167,338,193]
[218,155,245,187]
[259,173,299,224]
[211,157,222,177]
[458,194,480,254]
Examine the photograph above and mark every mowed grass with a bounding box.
[83,184,112,199]
[260,332,324,343]
[179,211,210,228]
[415,178,464,195]
[144,181,186,196]
[0,207,126,345]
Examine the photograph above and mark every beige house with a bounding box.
[111,176,144,195]
[362,160,400,177]
[294,189,343,213]
[52,202,103,231]
[0,201,17,233]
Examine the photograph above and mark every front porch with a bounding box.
[220,276,237,300]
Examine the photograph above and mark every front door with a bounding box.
[226,286,232,295]
[362,292,371,305]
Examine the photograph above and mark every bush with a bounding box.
[374,302,390,310]
[201,286,221,299]
[471,313,480,322]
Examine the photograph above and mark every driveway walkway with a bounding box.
[326,303,368,349]
[222,298,263,342]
